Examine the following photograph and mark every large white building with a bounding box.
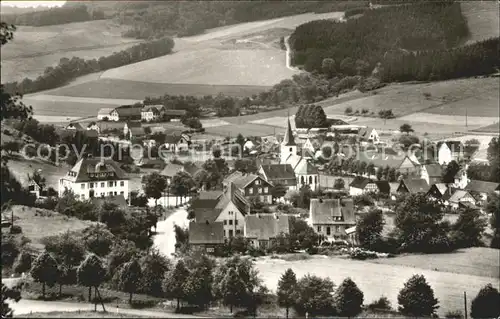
[58,157,130,201]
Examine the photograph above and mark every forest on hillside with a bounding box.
[289,2,469,74]
[0,5,105,26]
[3,38,174,95]
[114,1,368,38]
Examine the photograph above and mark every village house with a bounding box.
[453,166,469,189]
[141,105,162,122]
[397,178,430,194]
[358,127,379,143]
[188,221,224,254]
[223,171,274,203]
[259,164,297,191]
[398,154,422,177]
[163,134,190,152]
[97,108,116,121]
[113,106,142,122]
[65,122,84,131]
[244,214,290,250]
[163,109,187,122]
[86,122,100,134]
[58,157,130,201]
[309,198,355,240]
[280,118,319,190]
[465,180,500,201]
[426,183,449,202]
[437,141,464,165]
[28,179,43,199]
[159,163,185,184]
[420,163,443,185]
[446,189,476,209]
[190,183,250,239]
[348,176,390,196]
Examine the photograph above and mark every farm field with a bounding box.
[1,20,140,82]
[472,123,500,134]
[461,1,500,44]
[4,205,95,251]
[256,250,499,317]
[6,157,71,191]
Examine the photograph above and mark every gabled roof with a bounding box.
[163,109,187,116]
[399,178,430,193]
[429,183,448,196]
[64,157,129,183]
[448,189,474,204]
[142,105,160,113]
[116,107,142,117]
[159,163,184,177]
[424,164,443,177]
[310,198,355,225]
[189,221,224,245]
[349,176,371,189]
[282,117,296,146]
[358,127,375,138]
[217,182,249,215]
[244,214,290,240]
[198,191,224,200]
[374,181,391,194]
[66,123,84,130]
[98,108,115,115]
[183,162,203,177]
[260,164,296,180]
[223,171,272,190]
[465,180,500,194]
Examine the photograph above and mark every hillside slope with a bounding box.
[461,1,500,44]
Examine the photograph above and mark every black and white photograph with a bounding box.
[1,0,499,318]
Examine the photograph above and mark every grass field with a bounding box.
[19,311,142,318]
[1,20,140,82]
[7,157,71,190]
[4,205,95,251]
[256,249,500,317]
[461,1,500,44]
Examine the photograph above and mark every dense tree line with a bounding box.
[3,37,174,96]
[289,2,485,81]
[115,1,368,39]
[1,5,105,26]
[295,104,328,128]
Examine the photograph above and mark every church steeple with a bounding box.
[283,117,296,146]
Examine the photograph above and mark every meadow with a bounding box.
[1,20,140,82]
[256,249,500,317]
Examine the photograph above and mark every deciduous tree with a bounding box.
[356,209,384,250]
[294,274,335,316]
[77,254,106,302]
[163,259,190,310]
[470,283,500,319]
[30,251,59,298]
[397,274,439,317]
[118,258,143,304]
[334,277,364,317]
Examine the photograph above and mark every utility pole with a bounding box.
[465,108,468,128]
[464,291,468,319]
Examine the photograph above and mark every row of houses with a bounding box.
[97,105,186,122]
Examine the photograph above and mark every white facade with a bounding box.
[438,144,453,165]
[59,179,129,201]
[141,111,159,122]
[215,201,245,238]
[109,110,120,122]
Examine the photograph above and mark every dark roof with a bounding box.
[282,118,296,146]
[399,178,430,193]
[198,191,223,200]
[192,184,249,223]
[374,181,390,194]
[358,127,375,138]
[310,198,355,225]
[223,171,272,189]
[192,199,222,223]
[448,189,474,204]
[183,162,203,177]
[465,180,500,194]
[260,164,296,180]
[163,109,187,116]
[349,176,371,189]
[91,195,128,210]
[64,157,129,183]
[116,107,142,117]
[244,214,290,240]
[142,105,160,113]
[189,221,224,245]
[98,108,115,115]
[67,123,84,130]
[424,164,443,177]
[129,127,145,136]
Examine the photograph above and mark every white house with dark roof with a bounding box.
[309,198,355,240]
[141,105,162,122]
[97,108,117,121]
[420,163,443,185]
[223,171,274,203]
[244,214,290,249]
[358,127,379,143]
[349,176,390,196]
[437,141,464,165]
[58,157,130,201]
[259,164,297,191]
[465,180,500,201]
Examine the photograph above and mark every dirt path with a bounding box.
[153,207,189,258]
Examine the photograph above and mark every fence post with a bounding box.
[464,291,468,319]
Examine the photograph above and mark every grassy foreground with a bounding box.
[18,311,144,318]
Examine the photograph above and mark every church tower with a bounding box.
[280,117,297,164]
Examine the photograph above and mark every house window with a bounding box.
[229,220,233,225]
[326,227,331,235]
[224,220,227,225]
[108,181,113,187]
[207,247,215,253]
[236,229,241,235]
[309,176,313,184]
[109,192,113,196]
[317,226,321,232]
[264,187,268,193]
[289,147,292,152]
[224,230,226,237]
[258,188,262,194]
[90,183,94,189]
[120,181,124,187]
[120,191,124,195]
[249,188,254,194]
[336,226,341,232]
[235,220,238,226]
[101,182,105,187]
[80,194,85,200]
[315,176,318,184]
[229,230,234,237]
[255,180,260,185]
[81,184,85,189]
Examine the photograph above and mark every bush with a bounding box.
[130,299,158,309]
[347,247,378,260]
[10,225,22,234]
[445,310,463,319]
